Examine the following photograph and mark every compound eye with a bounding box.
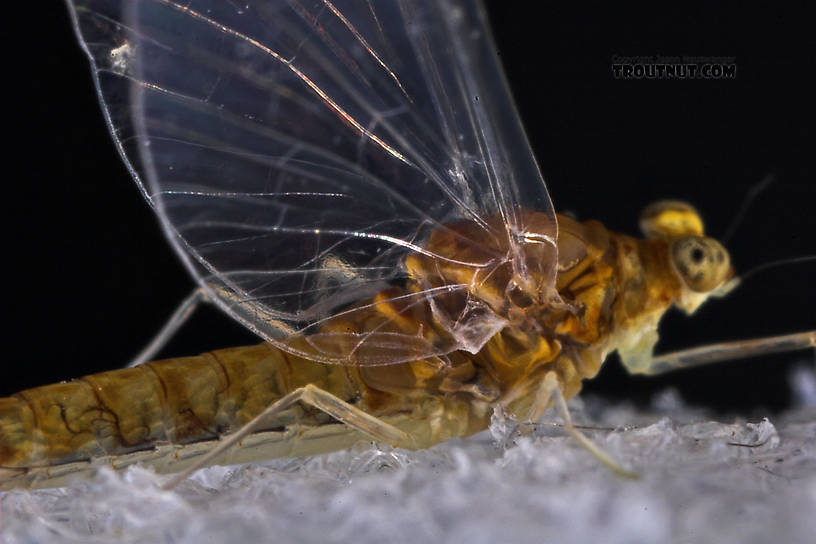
[670,236,731,292]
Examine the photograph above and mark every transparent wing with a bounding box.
[67,0,557,365]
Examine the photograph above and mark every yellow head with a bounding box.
[611,200,736,374]
[639,200,734,313]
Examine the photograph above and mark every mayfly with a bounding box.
[0,0,813,490]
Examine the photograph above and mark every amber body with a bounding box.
[0,213,683,489]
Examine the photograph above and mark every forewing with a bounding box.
[67,0,556,365]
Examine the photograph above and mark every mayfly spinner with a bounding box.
[1,0,813,490]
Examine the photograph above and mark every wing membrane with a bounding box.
[67,0,556,365]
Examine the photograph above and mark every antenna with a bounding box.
[739,255,816,282]
[721,174,776,243]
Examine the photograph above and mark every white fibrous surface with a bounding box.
[2,364,815,544]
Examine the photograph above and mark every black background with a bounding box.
[3,3,813,415]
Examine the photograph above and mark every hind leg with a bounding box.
[162,383,410,489]
[125,287,209,368]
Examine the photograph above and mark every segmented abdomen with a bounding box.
[0,343,354,472]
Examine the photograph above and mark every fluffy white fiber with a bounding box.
[2,364,814,544]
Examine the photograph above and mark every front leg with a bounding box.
[627,331,815,376]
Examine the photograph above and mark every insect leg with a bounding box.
[125,287,210,368]
[541,372,639,479]
[162,383,410,489]
[635,330,815,376]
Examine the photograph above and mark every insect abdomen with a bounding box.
[0,343,355,478]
